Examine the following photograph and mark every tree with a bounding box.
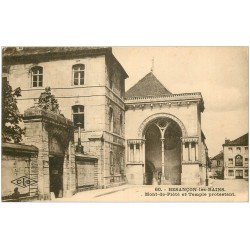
[2,78,24,143]
[37,87,60,113]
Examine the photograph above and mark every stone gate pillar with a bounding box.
[23,106,76,200]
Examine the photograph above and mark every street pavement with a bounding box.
[55,179,249,202]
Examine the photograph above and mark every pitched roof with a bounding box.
[211,151,223,160]
[125,72,172,99]
[223,133,248,146]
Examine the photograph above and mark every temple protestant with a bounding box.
[125,71,208,185]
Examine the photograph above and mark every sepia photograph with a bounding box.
[1,2,250,250]
[1,46,248,202]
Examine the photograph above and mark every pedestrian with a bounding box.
[12,187,21,202]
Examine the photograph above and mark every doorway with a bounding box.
[144,118,182,185]
[145,160,156,185]
[235,170,243,179]
[49,156,64,198]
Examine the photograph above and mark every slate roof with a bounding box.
[223,133,248,146]
[125,72,172,99]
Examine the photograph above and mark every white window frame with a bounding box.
[72,64,85,86]
[31,66,43,87]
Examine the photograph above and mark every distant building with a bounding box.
[210,151,224,179]
[223,133,248,180]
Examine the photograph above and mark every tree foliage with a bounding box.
[2,78,24,143]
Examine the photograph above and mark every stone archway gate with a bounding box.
[23,106,76,200]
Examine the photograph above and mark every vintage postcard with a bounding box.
[1,46,248,202]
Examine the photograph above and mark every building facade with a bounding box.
[125,72,208,185]
[2,47,128,189]
[223,133,248,180]
[210,151,224,179]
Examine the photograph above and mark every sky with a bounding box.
[112,47,249,157]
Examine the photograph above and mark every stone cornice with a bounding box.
[23,106,74,128]
[127,139,145,145]
[182,160,202,165]
[182,137,199,143]
[2,142,38,155]
[125,92,204,112]
[125,92,203,102]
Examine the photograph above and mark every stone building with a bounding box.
[125,72,208,185]
[2,142,38,201]
[223,133,248,180]
[2,47,128,189]
[210,151,224,179]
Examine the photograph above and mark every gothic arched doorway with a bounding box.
[144,117,182,185]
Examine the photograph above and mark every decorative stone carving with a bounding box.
[138,113,188,138]
[182,137,199,143]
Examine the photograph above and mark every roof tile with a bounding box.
[125,72,172,99]
[223,133,248,146]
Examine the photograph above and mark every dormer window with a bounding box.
[72,64,85,85]
[31,66,43,87]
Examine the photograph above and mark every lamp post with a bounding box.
[205,147,209,186]
[76,122,84,153]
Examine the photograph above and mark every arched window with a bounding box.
[72,64,85,85]
[235,155,243,166]
[119,113,123,135]
[72,105,84,128]
[109,107,114,132]
[31,66,43,87]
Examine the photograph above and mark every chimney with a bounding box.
[225,138,230,144]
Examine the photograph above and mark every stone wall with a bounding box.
[76,154,98,190]
[125,102,199,139]
[8,56,106,91]
[2,143,38,201]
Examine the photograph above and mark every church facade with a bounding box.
[2,47,208,196]
[125,72,207,185]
